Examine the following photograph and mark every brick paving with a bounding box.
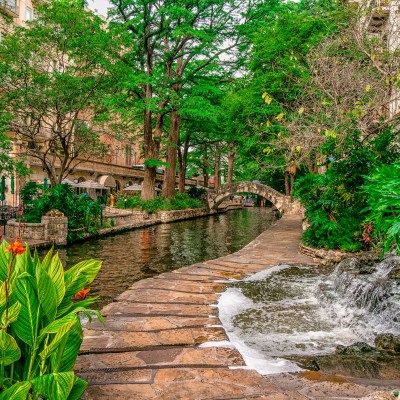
[77,215,395,400]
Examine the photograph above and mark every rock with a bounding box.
[359,264,377,274]
[388,266,400,280]
[337,258,360,273]
[336,342,375,355]
[360,391,393,400]
[375,334,400,353]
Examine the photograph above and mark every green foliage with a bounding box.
[20,184,101,242]
[115,193,204,213]
[364,163,400,253]
[295,122,399,251]
[0,241,102,399]
[0,0,115,184]
[186,186,206,200]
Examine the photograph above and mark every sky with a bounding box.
[89,0,111,16]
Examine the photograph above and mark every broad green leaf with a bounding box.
[30,372,75,400]
[67,376,88,400]
[13,244,33,278]
[42,251,65,307]
[56,298,73,318]
[0,381,31,400]
[0,329,21,366]
[39,319,76,362]
[40,246,54,271]
[10,273,40,348]
[0,241,12,282]
[64,259,101,298]
[1,301,21,328]
[0,281,7,316]
[54,320,82,372]
[36,265,57,324]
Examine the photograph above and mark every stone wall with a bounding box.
[103,211,157,227]
[299,243,358,265]
[7,216,68,245]
[158,208,213,223]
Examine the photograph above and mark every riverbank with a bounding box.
[76,214,395,399]
[4,203,244,249]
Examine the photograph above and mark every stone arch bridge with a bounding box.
[206,181,302,215]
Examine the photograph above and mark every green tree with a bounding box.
[108,0,250,199]
[0,0,115,186]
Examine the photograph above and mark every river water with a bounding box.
[218,260,400,378]
[45,207,275,308]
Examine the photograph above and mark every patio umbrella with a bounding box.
[0,176,5,202]
[10,176,14,195]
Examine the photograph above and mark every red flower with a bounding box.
[6,240,25,255]
[75,287,90,300]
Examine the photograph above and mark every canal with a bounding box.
[45,207,275,308]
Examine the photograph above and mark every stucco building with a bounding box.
[0,0,195,206]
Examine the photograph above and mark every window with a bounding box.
[26,6,33,21]
[125,145,132,165]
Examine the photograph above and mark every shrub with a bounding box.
[364,163,400,254]
[116,193,204,213]
[0,240,102,399]
[20,184,101,242]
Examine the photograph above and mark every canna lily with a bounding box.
[75,287,90,300]
[5,240,25,255]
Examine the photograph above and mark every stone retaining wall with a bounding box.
[7,216,68,245]
[158,208,214,222]
[103,211,158,227]
[299,243,358,265]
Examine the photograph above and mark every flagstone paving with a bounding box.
[78,214,396,400]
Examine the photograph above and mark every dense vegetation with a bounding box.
[21,184,102,242]
[0,1,399,252]
[116,192,204,213]
[0,241,101,399]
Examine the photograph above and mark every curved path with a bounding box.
[77,215,389,400]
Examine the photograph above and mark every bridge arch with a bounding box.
[206,182,302,215]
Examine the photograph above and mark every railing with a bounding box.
[0,0,19,17]
[0,206,18,236]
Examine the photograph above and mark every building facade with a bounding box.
[0,1,196,206]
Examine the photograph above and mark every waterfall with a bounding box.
[318,255,400,338]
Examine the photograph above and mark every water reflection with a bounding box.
[42,208,274,308]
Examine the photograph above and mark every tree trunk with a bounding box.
[284,172,290,196]
[202,147,209,188]
[214,142,221,190]
[290,173,295,201]
[162,110,181,198]
[141,106,155,200]
[226,144,235,185]
[178,134,190,193]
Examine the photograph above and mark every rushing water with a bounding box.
[41,207,275,308]
[218,258,400,377]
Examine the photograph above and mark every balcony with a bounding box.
[0,0,19,17]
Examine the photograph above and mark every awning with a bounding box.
[98,175,116,188]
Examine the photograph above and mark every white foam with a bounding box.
[244,264,291,282]
[217,286,301,374]
[199,341,235,348]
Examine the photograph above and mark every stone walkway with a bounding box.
[77,215,396,400]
